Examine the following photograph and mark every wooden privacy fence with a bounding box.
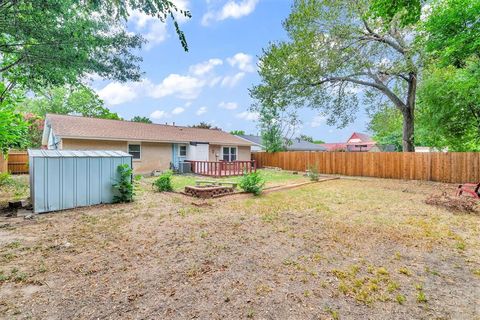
[0,151,29,174]
[252,151,480,184]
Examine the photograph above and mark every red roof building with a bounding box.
[320,132,378,152]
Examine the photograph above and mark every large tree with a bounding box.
[250,0,422,151]
[414,0,480,151]
[21,85,120,119]
[0,0,190,100]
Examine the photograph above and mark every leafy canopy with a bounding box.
[250,0,421,151]
[131,116,153,123]
[21,85,120,120]
[0,0,190,99]
[0,85,28,154]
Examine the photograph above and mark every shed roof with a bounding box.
[28,149,132,158]
[45,114,252,146]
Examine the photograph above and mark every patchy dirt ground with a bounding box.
[0,177,479,319]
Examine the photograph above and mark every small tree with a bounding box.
[112,164,135,203]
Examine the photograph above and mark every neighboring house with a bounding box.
[319,132,395,152]
[237,134,327,152]
[42,114,253,174]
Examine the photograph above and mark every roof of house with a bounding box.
[237,134,264,146]
[237,135,326,151]
[318,143,348,151]
[45,114,253,146]
[347,132,374,143]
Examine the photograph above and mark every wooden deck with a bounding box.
[186,160,256,177]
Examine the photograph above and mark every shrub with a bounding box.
[153,170,174,192]
[239,171,265,196]
[0,172,13,186]
[307,164,320,181]
[112,164,135,203]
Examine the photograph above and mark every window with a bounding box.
[222,147,237,162]
[179,145,187,157]
[128,144,141,159]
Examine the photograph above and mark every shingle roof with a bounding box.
[46,114,253,146]
[237,135,326,151]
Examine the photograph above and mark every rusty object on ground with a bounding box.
[184,185,235,199]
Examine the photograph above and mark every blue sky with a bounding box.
[93,0,370,143]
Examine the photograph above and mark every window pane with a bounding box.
[231,154,237,161]
[223,154,229,161]
[230,147,236,155]
[223,147,229,154]
[130,151,140,159]
[179,146,187,156]
[129,144,140,152]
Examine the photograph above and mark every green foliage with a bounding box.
[0,89,28,154]
[250,0,420,151]
[21,85,120,119]
[230,130,245,135]
[261,125,285,153]
[0,0,189,99]
[190,122,221,130]
[313,140,325,144]
[0,173,14,187]
[368,104,430,151]
[423,0,480,67]
[153,170,174,192]
[239,172,265,196]
[307,164,319,182]
[113,164,135,203]
[368,0,422,27]
[299,134,314,143]
[131,116,152,123]
[417,61,480,151]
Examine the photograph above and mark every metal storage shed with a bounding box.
[28,150,132,213]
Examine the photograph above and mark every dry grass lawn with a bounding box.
[0,174,479,319]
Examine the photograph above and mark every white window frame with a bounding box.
[128,143,141,161]
[178,144,187,157]
[222,146,237,162]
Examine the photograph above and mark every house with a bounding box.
[319,132,392,152]
[237,134,327,152]
[42,114,253,174]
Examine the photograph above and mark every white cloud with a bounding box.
[172,107,185,115]
[202,0,259,26]
[149,74,205,100]
[97,82,138,105]
[196,106,208,115]
[227,53,255,72]
[221,72,245,88]
[170,0,191,23]
[150,110,169,120]
[310,115,326,128]
[219,101,238,110]
[129,11,169,49]
[189,58,223,76]
[236,111,259,121]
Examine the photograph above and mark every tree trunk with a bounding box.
[402,73,417,152]
[402,107,415,152]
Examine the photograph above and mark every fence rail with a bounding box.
[186,160,256,177]
[252,151,480,184]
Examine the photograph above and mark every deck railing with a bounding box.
[186,160,256,177]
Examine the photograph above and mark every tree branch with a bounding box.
[0,56,23,72]
[361,19,406,55]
